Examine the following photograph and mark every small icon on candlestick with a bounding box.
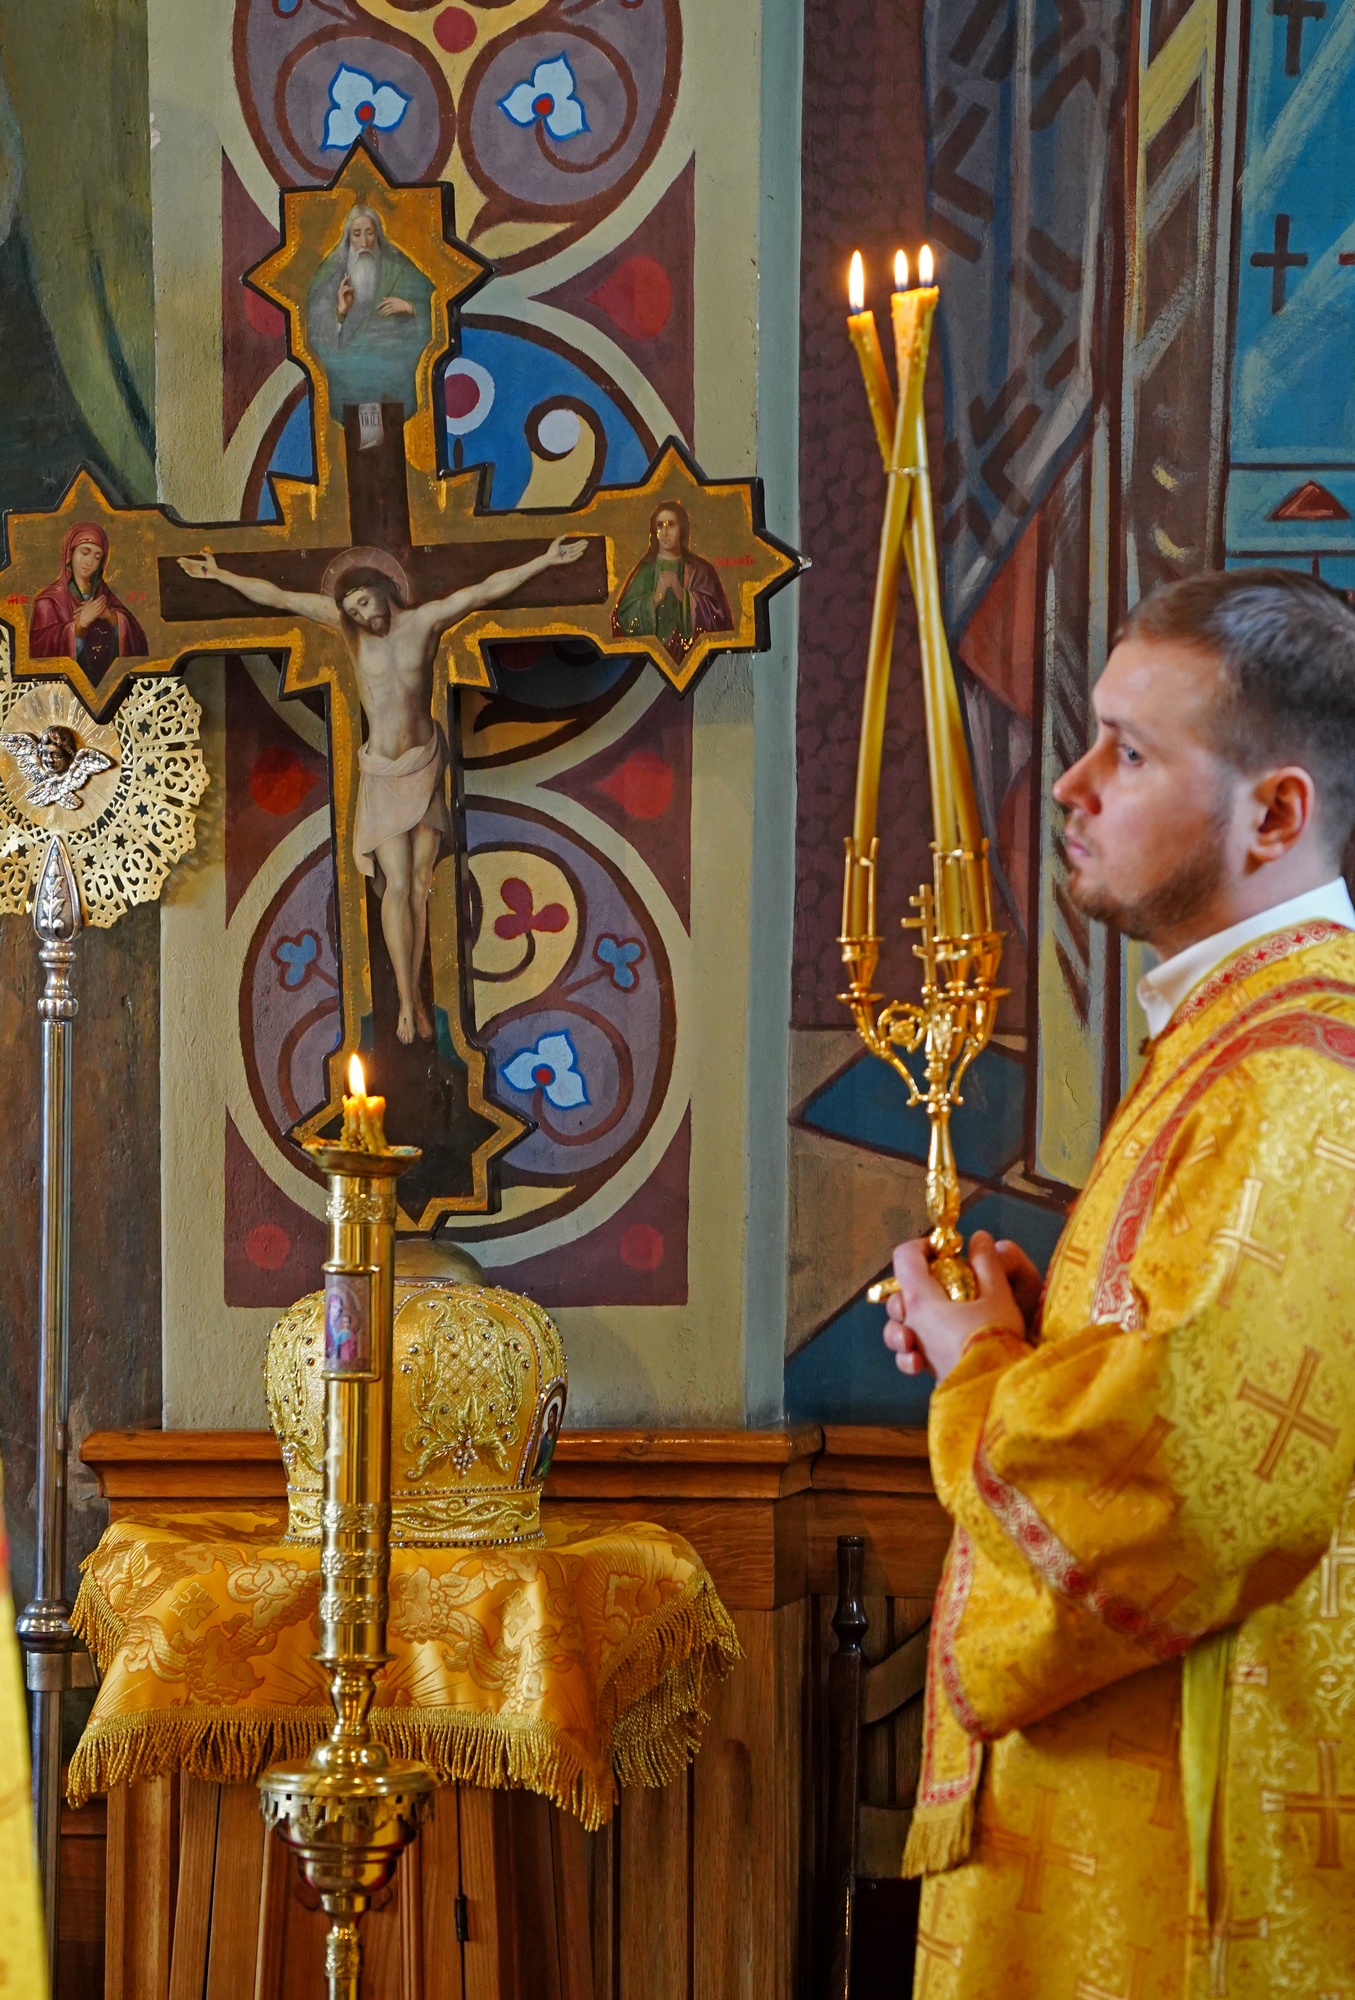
[894,249,909,293]
[848,250,865,313]
[918,243,934,286]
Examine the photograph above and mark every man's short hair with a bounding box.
[1118,566,1355,854]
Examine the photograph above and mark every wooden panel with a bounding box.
[168,1775,218,2000]
[59,1794,107,2000]
[418,1793,464,2000]
[692,1603,805,2000]
[808,1493,952,1598]
[589,1817,618,2000]
[619,1776,689,2000]
[204,1785,266,2000]
[551,1803,594,2000]
[106,1777,176,2000]
[459,1787,512,2000]
[252,1826,289,2000]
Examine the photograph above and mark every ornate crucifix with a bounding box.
[1,146,797,1229]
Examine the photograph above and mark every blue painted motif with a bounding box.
[499,56,589,141]
[595,936,644,989]
[503,1031,589,1109]
[1226,0,1355,583]
[798,1042,1026,1181]
[323,67,411,151]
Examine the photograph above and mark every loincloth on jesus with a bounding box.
[352,723,453,886]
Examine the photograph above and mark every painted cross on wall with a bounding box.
[0,144,798,1230]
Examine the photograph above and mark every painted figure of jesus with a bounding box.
[177,538,585,1044]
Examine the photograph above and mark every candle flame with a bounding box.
[848,250,865,313]
[918,243,934,286]
[347,1052,366,1097]
[894,248,909,292]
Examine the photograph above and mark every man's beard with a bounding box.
[347,244,379,306]
[343,604,391,636]
[1063,801,1231,942]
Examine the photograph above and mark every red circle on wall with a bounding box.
[444,372,480,421]
[245,1223,292,1272]
[434,7,477,52]
[619,1223,664,1273]
[597,749,674,822]
[250,745,317,817]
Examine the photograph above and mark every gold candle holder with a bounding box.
[259,1068,433,2000]
[838,250,1005,1303]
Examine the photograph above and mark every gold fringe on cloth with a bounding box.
[902,1779,978,1877]
[67,1512,740,1827]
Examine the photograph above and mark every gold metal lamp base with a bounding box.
[260,1753,435,1999]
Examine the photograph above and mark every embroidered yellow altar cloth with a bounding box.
[908,923,1355,1998]
[0,1470,46,1998]
[68,1506,739,1828]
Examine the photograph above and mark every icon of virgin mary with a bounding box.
[611,501,733,665]
[27,522,149,683]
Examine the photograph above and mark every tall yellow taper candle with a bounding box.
[843,251,923,945]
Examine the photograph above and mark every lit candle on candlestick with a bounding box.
[340,1052,389,1153]
[845,252,896,465]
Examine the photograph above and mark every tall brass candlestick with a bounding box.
[838,251,1005,1302]
[259,1060,434,2000]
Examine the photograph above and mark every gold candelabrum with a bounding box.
[259,1059,435,2000]
[838,249,1005,1303]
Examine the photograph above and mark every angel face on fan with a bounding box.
[0,724,116,809]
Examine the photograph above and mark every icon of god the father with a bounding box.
[306,203,435,417]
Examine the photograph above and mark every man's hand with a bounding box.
[654,568,682,597]
[377,297,415,317]
[177,551,222,582]
[337,274,355,321]
[545,537,588,566]
[881,1231,1029,1383]
[73,595,108,632]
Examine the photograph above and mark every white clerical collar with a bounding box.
[1136,878,1355,1039]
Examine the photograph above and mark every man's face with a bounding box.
[341,586,390,635]
[349,215,378,258]
[1052,636,1246,944]
[70,538,102,590]
[655,511,682,557]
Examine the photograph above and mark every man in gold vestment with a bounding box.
[882,570,1355,1998]
[0,1464,46,1994]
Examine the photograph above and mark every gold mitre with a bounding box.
[265,1278,567,1547]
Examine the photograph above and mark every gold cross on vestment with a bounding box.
[1237,1343,1339,1483]
[913,1925,964,1997]
[1086,1414,1177,1513]
[1188,1892,1270,1998]
[1211,1176,1286,1303]
[0,147,797,1230]
[1075,1943,1152,2000]
[1262,1738,1355,1868]
[1314,1132,1355,1231]
[1108,1715,1180,1830]
[982,1786,1097,1915]
[1320,1483,1355,1619]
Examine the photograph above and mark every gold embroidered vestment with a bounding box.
[908,924,1355,1997]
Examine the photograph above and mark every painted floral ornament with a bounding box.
[498,56,589,141]
[324,66,411,150]
[502,1032,588,1109]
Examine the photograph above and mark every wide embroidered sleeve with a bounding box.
[928,1039,1355,1741]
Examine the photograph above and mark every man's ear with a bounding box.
[1249,765,1317,863]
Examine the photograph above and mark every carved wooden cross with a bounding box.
[0,148,796,1229]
